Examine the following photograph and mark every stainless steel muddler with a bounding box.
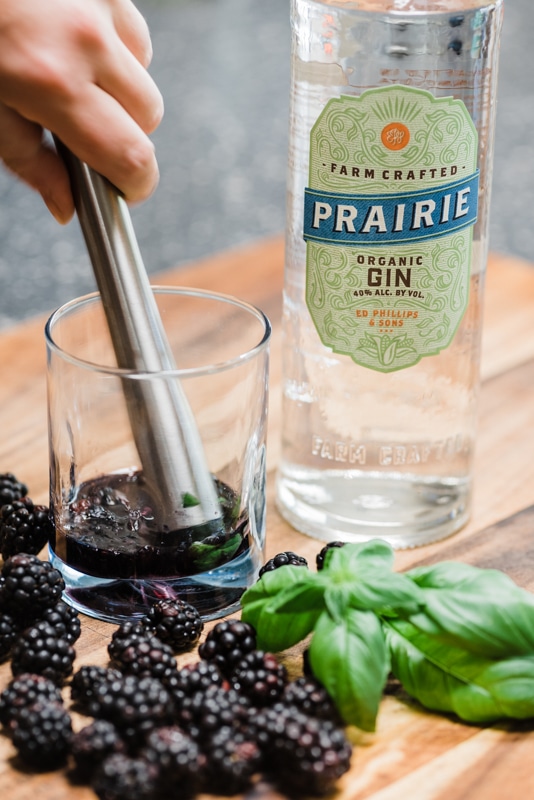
[56,141,222,532]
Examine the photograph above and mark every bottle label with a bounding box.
[303,85,478,373]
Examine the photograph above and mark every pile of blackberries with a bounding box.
[1,614,352,799]
[0,472,353,798]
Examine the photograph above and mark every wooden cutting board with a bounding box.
[1,236,534,798]
[0,501,532,800]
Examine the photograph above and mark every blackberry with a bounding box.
[90,674,174,747]
[384,672,403,696]
[198,619,256,677]
[71,720,127,780]
[108,619,153,661]
[0,672,63,726]
[108,633,178,683]
[316,541,345,571]
[0,611,19,661]
[256,704,352,795]
[175,684,251,741]
[11,620,76,684]
[70,665,123,716]
[146,598,204,652]
[231,650,287,706]
[165,660,225,709]
[1,552,65,625]
[0,498,52,559]
[0,472,27,507]
[92,753,159,800]
[41,600,81,644]
[259,551,308,577]
[282,676,341,723]
[202,726,262,795]
[11,700,72,769]
[141,725,206,795]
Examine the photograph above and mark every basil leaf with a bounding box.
[309,607,389,731]
[248,601,321,654]
[240,567,323,652]
[404,562,534,658]
[480,657,534,718]
[325,585,353,623]
[266,581,327,615]
[242,565,311,603]
[182,492,200,508]
[240,565,311,625]
[348,570,425,614]
[385,618,534,723]
[189,533,241,570]
[325,540,395,575]
[320,541,422,613]
[385,620,500,722]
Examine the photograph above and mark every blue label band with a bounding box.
[303,172,479,246]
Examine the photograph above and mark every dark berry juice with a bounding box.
[49,470,262,622]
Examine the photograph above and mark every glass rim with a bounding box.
[45,286,272,379]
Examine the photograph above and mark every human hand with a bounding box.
[0,0,164,223]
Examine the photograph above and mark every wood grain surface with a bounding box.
[0,235,534,798]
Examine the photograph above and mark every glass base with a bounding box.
[49,546,262,623]
[275,466,470,549]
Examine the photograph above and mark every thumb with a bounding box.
[0,102,74,224]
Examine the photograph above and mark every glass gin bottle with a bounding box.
[276,0,504,547]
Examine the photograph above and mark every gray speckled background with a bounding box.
[0,0,531,329]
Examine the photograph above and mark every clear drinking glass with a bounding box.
[46,287,271,622]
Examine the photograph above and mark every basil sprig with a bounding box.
[240,541,534,730]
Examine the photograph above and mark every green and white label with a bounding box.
[304,85,478,373]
